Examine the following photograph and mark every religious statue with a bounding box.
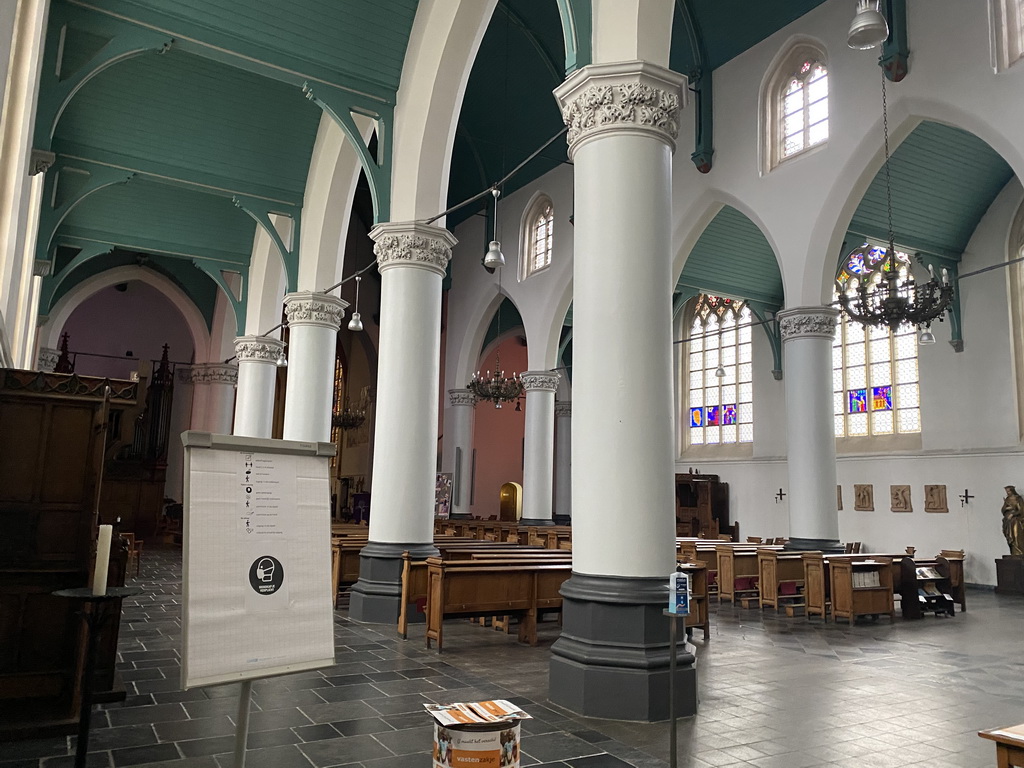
[1000,485,1024,556]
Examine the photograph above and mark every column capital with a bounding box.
[190,362,238,385]
[283,291,347,331]
[778,306,840,342]
[30,149,55,176]
[37,347,59,372]
[522,370,560,393]
[369,221,458,276]
[448,388,478,407]
[554,400,572,418]
[234,335,285,363]
[553,61,687,159]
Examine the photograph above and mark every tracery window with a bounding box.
[521,195,553,279]
[687,295,753,446]
[781,59,828,160]
[833,244,921,438]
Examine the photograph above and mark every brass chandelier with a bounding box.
[838,74,954,333]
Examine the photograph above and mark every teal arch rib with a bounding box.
[195,262,248,336]
[34,5,172,150]
[39,242,114,311]
[233,196,300,292]
[556,0,592,74]
[880,0,910,82]
[302,83,392,225]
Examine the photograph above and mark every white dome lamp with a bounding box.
[919,326,936,345]
[847,0,889,50]
[483,188,506,270]
[347,275,364,332]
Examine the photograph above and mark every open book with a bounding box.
[425,700,532,727]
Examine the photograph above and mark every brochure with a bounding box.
[425,700,532,727]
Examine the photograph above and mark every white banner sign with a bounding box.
[181,433,335,688]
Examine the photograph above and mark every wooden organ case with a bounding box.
[675,472,731,538]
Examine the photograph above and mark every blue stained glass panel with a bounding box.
[690,407,703,428]
[722,404,738,425]
[867,246,886,265]
[706,406,720,426]
[848,389,868,413]
[846,252,867,274]
[871,385,892,411]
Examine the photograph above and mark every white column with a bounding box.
[281,292,346,443]
[349,222,455,624]
[778,307,841,548]
[553,400,572,524]
[164,365,193,502]
[233,335,284,439]
[447,388,477,519]
[520,371,560,525]
[37,345,58,372]
[555,62,684,578]
[190,363,237,434]
[549,61,693,723]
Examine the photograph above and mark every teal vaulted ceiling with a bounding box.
[846,121,1014,263]
[35,0,421,331]
[677,206,784,309]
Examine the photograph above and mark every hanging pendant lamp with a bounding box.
[483,188,505,269]
[347,276,364,332]
[847,0,889,50]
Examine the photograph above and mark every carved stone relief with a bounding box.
[924,484,949,513]
[854,484,874,511]
[890,484,912,513]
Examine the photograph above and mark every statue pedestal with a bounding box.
[995,555,1024,595]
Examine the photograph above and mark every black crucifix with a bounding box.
[774,488,787,503]
[959,489,974,507]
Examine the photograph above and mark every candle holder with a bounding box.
[53,587,143,768]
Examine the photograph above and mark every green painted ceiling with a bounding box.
[49,248,219,327]
[59,177,256,264]
[75,0,419,99]
[846,121,1014,261]
[55,48,322,203]
[676,205,784,307]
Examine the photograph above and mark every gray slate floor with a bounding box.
[2,548,1023,768]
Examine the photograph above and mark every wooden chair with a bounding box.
[122,533,143,578]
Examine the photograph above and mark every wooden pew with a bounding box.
[758,550,808,613]
[830,557,895,624]
[802,552,905,621]
[424,558,572,651]
[717,545,783,604]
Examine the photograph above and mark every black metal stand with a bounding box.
[663,609,688,768]
[54,587,142,768]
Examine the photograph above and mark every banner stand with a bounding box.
[180,432,337,768]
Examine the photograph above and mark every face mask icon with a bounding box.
[255,558,275,582]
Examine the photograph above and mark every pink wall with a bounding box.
[470,334,527,518]
[60,280,196,380]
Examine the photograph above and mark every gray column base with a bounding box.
[553,515,572,526]
[549,573,697,722]
[785,537,844,553]
[518,517,554,526]
[348,541,438,625]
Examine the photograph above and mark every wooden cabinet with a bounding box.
[830,558,895,625]
[675,472,730,538]
[900,558,956,618]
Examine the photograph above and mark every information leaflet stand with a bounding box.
[181,432,336,768]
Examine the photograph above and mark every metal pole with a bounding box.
[74,604,103,768]
[233,680,253,768]
[668,615,677,768]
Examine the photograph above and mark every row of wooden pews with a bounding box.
[434,519,573,549]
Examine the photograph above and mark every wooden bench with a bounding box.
[424,558,572,651]
[717,545,783,605]
[758,550,807,613]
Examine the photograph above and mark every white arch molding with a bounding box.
[40,265,210,357]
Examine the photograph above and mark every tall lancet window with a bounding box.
[687,295,753,446]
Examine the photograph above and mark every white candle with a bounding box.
[92,524,112,596]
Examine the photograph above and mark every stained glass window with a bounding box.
[995,0,1024,70]
[833,243,921,438]
[523,198,554,278]
[687,295,753,445]
[781,60,828,160]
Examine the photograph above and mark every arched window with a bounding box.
[992,0,1024,71]
[520,194,554,280]
[761,42,829,172]
[687,295,753,446]
[833,244,921,438]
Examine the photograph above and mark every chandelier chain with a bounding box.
[881,73,895,263]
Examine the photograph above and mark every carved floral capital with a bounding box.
[777,307,840,342]
[448,388,477,407]
[370,222,458,276]
[521,370,560,393]
[554,400,572,418]
[37,347,59,373]
[283,291,347,331]
[190,363,238,385]
[234,335,285,363]
[554,61,687,157]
